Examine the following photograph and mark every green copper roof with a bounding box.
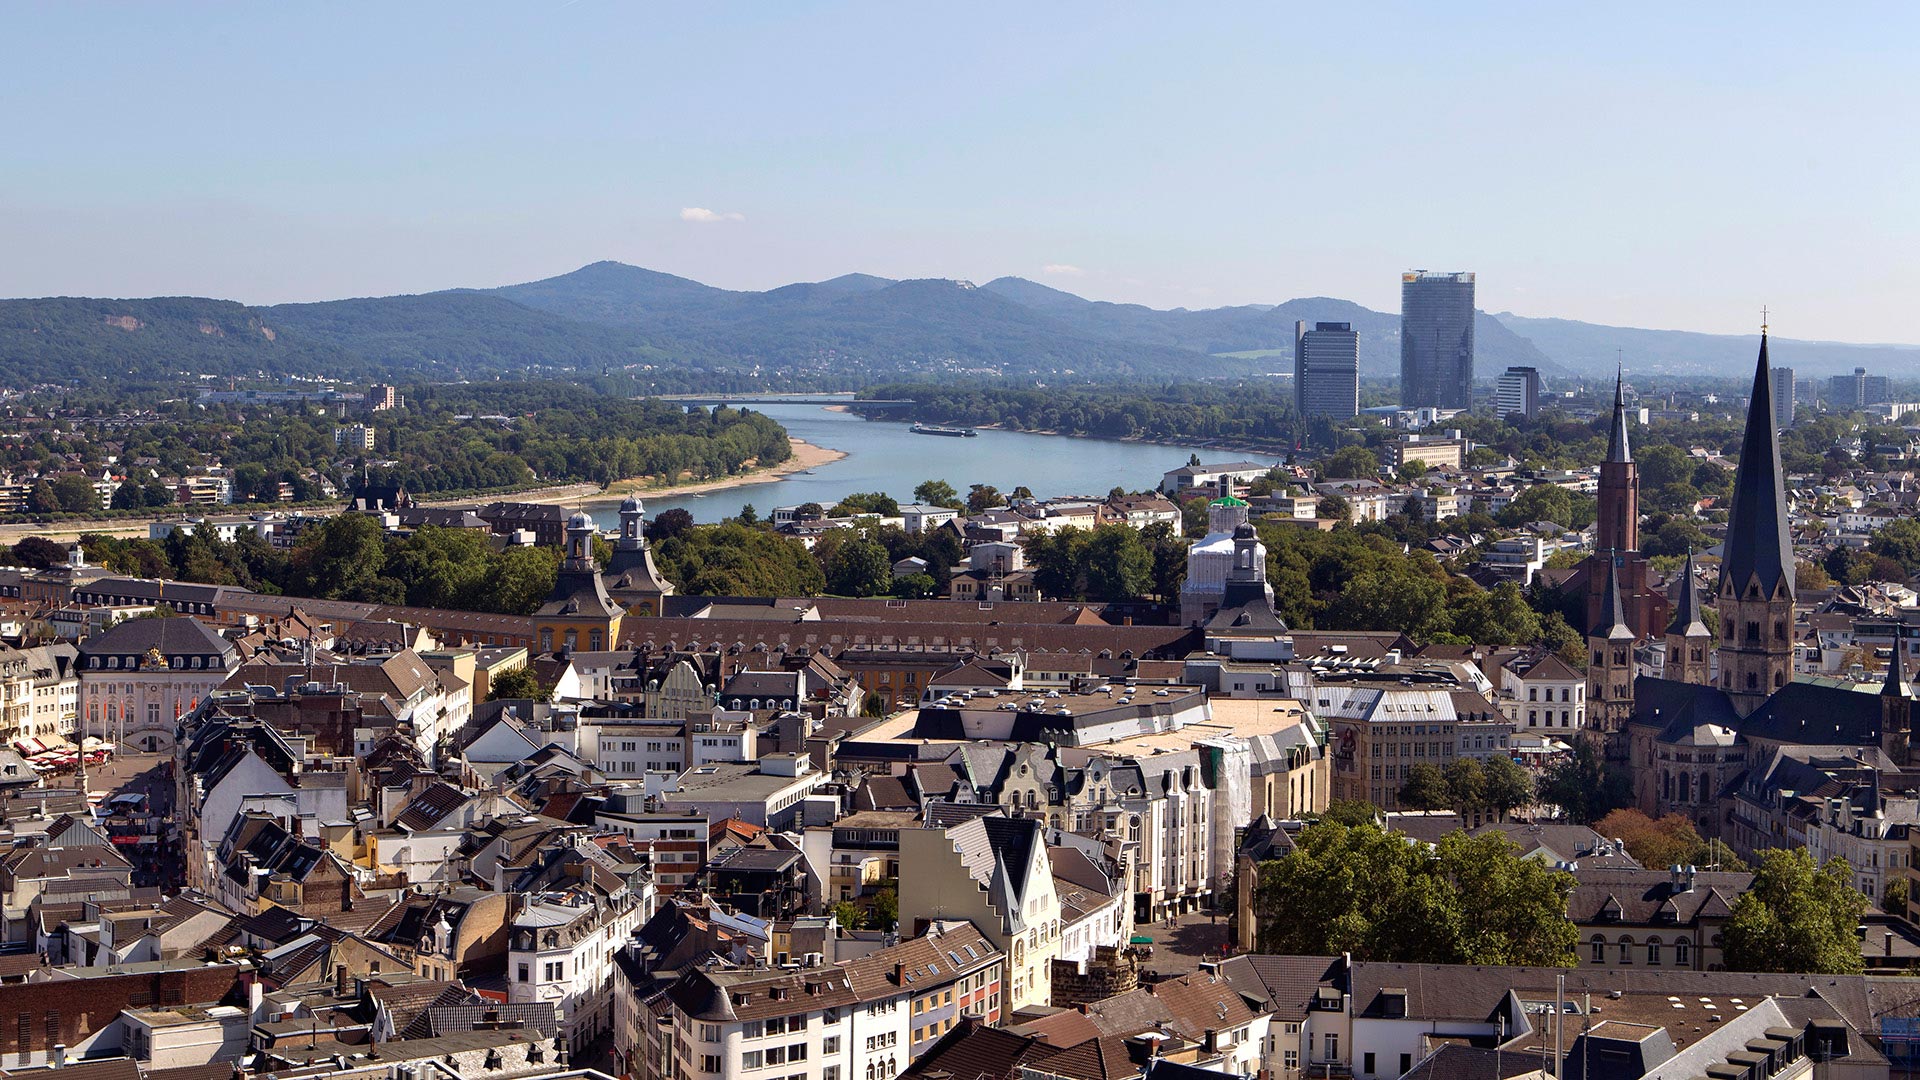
[1209,496,1248,507]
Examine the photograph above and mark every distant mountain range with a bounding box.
[0,261,1911,388]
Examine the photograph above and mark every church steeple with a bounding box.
[1719,332,1794,603]
[1596,365,1640,554]
[1606,366,1632,464]
[1717,330,1797,715]
[1664,547,1712,685]
[1596,553,1635,642]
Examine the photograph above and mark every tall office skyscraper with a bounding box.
[1400,271,1476,410]
[1770,366,1795,429]
[1294,320,1360,420]
[1495,366,1542,420]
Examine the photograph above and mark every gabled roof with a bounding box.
[1736,679,1886,748]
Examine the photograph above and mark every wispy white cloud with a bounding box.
[1041,263,1085,276]
[680,207,745,224]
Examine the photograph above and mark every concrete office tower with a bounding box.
[1830,367,1892,409]
[1400,271,1476,409]
[1495,366,1542,419]
[1294,321,1360,420]
[1771,366,1795,429]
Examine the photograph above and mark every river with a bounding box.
[592,402,1276,525]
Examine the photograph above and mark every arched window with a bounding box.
[1617,936,1633,964]
[1590,935,1605,963]
[1662,772,1673,801]
[1675,938,1691,966]
[1646,938,1662,965]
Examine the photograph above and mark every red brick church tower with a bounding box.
[1579,371,1670,640]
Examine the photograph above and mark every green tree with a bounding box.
[1869,519,1920,578]
[737,503,758,525]
[110,482,144,511]
[831,492,900,517]
[870,886,899,931]
[51,474,99,514]
[826,537,892,597]
[1180,496,1211,538]
[914,480,963,509]
[1399,763,1452,811]
[1481,755,1534,820]
[655,522,826,597]
[1319,445,1380,480]
[966,484,1003,513]
[1539,740,1631,824]
[1081,525,1152,601]
[1796,559,1833,591]
[10,536,68,569]
[1317,494,1351,523]
[891,572,938,599]
[1449,582,1543,646]
[1443,758,1486,813]
[1317,800,1379,827]
[1884,877,1910,919]
[1500,484,1575,529]
[1327,568,1450,640]
[830,901,861,930]
[289,513,400,603]
[1721,848,1867,974]
[26,481,59,516]
[1249,821,1576,965]
[488,666,553,702]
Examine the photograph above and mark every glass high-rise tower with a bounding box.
[1400,271,1476,410]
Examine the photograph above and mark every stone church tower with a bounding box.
[1663,548,1713,685]
[1716,332,1796,716]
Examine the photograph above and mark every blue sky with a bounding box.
[3,3,1915,341]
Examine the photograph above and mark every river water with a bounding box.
[592,402,1273,525]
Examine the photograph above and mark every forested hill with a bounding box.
[0,296,356,384]
[5,262,1912,388]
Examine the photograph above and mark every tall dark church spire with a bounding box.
[1719,332,1795,603]
[1717,330,1797,715]
[1606,366,1632,464]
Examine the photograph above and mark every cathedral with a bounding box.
[1602,332,1917,836]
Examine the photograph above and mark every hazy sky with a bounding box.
[5,3,1916,341]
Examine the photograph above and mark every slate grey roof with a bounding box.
[78,615,234,665]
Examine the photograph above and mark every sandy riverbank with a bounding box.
[0,439,850,544]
